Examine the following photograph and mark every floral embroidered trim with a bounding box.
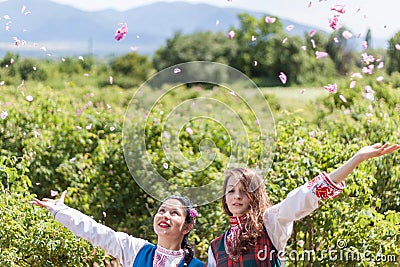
[307,172,345,200]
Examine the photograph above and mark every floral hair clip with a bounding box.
[189,208,198,219]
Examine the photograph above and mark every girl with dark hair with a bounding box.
[31,193,205,267]
[208,143,399,266]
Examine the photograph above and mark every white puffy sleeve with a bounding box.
[264,172,345,252]
[50,205,148,267]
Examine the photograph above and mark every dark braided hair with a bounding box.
[161,195,196,266]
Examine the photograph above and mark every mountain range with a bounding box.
[0,0,384,58]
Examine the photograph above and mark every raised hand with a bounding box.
[31,190,67,210]
[356,143,400,161]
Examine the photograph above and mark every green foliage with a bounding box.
[0,156,107,266]
[110,52,152,88]
[153,31,239,71]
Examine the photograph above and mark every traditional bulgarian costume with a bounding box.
[49,205,205,267]
[208,172,345,267]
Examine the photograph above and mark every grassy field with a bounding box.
[262,87,330,119]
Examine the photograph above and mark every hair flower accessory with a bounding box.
[189,208,198,218]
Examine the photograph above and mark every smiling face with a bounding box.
[224,175,251,217]
[153,198,192,245]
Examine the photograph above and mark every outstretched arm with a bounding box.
[31,190,147,267]
[329,143,400,184]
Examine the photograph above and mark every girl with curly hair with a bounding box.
[208,143,399,266]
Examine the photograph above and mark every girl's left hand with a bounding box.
[356,143,400,161]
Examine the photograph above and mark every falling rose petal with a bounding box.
[356,33,361,38]
[78,56,84,60]
[334,37,339,43]
[4,15,11,20]
[109,76,113,84]
[265,16,276,24]
[61,58,66,62]
[40,46,47,51]
[1,110,8,120]
[339,94,347,102]
[316,51,329,59]
[395,44,400,50]
[282,37,288,44]
[86,124,92,130]
[102,211,107,218]
[106,104,111,109]
[301,46,307,51]
[76,126,82,130]
[33,66,37,71]
[114,23,128,41]
[110,126,115,131]
[33,130,40,138]
[300,89,306,94]
[21,5,26,13]
[185,127,193,135]
[310,39,316,49]
[330,4,346,14]
[163,162,169,169]
[286,25,294,31]
[0,81,5,86]
[309,29,317,37]
[227,30,235,39]
[83,73,89,77]
[130,46,139,51]
[309,131,315,138]
[18,80,25,89]
[215,19,219,26]
[173,68,181,74]
[251,35,256,41]
[377,61,384,69]
[254,61,258,66]
[376,76,384,82]
[342,30,353,39]
[50,190,58,197]
[362,41,368,50]
[351,72,362,79]
[329,16,339,30]
[349,80,356,88]
[26,95,33,102]
[323,83,337,93]
[279,72,287,84]
[24,11,31,15]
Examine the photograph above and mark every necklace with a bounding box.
[224,230,241,262]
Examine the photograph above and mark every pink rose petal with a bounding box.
[316,51,329,59]
[349,80,356,89]
[114,23,128,41]
[395,44,400,51]
[339,94,347,102]
[309,29,317,37]
[376,76,384,82]
[227,30,235,39]
[324,83,337,93]
[286,25,294,31]
[173,68,181,74]
[342,30,353,39]
[265,16,276,24]
[279,72,287,84]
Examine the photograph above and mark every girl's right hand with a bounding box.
[31,190,67,210]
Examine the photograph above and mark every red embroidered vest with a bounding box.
[210,227,281,267]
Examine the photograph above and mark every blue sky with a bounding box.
[1,0,399,40]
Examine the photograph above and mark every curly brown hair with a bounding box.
[222,168,272,255]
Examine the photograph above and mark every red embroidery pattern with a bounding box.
[307,172,344,200]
